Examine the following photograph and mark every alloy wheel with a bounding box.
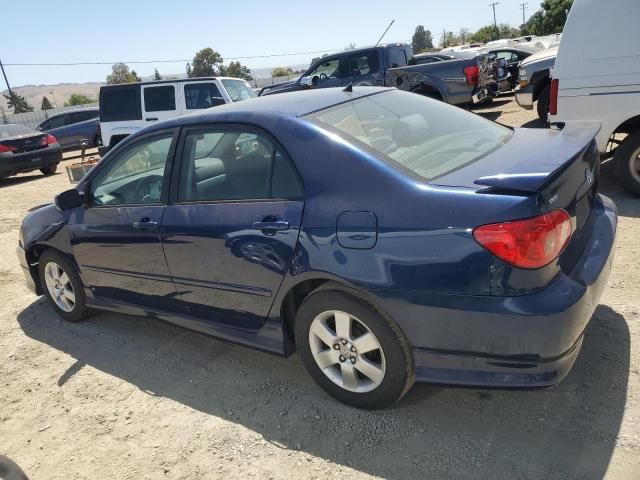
[44,261,76,313]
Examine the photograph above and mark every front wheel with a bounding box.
[40,164,58,176]
[295,286,414,409]
[613,131,640,196]
[38,249,92,322]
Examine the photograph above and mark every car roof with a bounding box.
[48,108,98,118]
[163,87,394,127]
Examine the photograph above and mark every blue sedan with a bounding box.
[17,87,617,408]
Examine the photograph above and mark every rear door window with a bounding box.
[100,84,142,122]
[341,50,379,78]
[184,83,223,109]
[144,86,176,112]
[44,115,67,129]
[388,48,408,68]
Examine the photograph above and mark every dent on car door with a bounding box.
[161,126,304,330]
[66,130,181,311]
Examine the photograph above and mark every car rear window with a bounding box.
[305,90,513,181]
[100,84,142,122]
[0,124,35,138]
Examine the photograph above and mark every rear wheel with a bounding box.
[40,164,58,176]
[295,285,414,409]
[536,84,550,121]
[38,249,92,322]
[613,131,640,195]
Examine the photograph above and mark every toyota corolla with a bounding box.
[17,87,617,408]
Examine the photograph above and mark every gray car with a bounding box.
[37,108,100,150]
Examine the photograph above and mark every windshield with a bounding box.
[221,79,257,102]
[0,124,35,138]
[305,90,513,181]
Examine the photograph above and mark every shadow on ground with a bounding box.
[18,299,629,479]
[0,171,62,189]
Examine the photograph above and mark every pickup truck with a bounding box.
[514,46,557,120]
[260,43,498,106]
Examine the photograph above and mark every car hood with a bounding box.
[520,46,558,67]
[260,79,300,95]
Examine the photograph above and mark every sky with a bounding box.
[1,0,534,87]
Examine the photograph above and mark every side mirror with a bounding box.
[299,76,314,88]
[55,189,84,212]
[211,97,226,107]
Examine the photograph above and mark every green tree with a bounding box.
[411,25,428,53]
[186,62,192,78]
[424,29,434,49]
[191,48,223,77]
[106,63,140,84]
[64,93,95,107]
[470,24,521,43]
[153,68,162,81]
[219,61,253,81]
[41,96,54,110]
[0,106,7,124]
[3,93,33,113]
[344,42,356,50]
[271,67,295,78]
[522,0,573,35]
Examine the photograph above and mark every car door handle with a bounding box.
[252,220,290,231]
[133,220,158,229]
[145,117,158,121]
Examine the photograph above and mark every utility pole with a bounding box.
[0,59,16,105]
[520,2,528,26]
[442,28,447,48]
[489,2,500,40]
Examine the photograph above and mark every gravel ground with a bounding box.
[1,97,639,479]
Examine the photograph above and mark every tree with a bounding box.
[424,29,434,49]
[64,93,95,107]
[219,61,253,81]
[153,68,162,81]
[41,96,54,110]
[411,25,428,53]
[191,48,223,77]
[344,42,356,50]
[0,106,7,124]
[186,62,192,78]
[470,24,521,43]
[459,28,470,44]
[3,93,33,113]
[271,67,295,78]
[521,0,573,35]
[106,63,140,84]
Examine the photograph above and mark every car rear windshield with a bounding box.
[0,124,35,138]
[305,90,513,181]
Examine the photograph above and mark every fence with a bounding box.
[252,74,300,89]
[0,103,99,129]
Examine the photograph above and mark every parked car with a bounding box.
[481,46,538,90]
[99,77,256,156]
[259,44,413,96]
[0,124,62,179]
[549,0,640,195]
[515,46,558,120]
[18,87,616,409]
[37,108,100,151]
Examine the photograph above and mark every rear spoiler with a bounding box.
[474,122,602,194]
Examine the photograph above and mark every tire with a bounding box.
[295,284,414,409]
[613,131,640,196]
[38,249,92,322]
[40,164,58,176]
[536,84,550,121]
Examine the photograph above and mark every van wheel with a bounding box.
[295,285,414,409]
[613,132,640,196]
[40,164,58,176]
[536,84,550,121]
[38,249,93,322]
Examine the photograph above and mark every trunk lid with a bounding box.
[1,132,50,154]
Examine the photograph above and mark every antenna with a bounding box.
[375,20,395,47]
[343,82,353,93]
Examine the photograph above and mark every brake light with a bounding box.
[0,143,17,153]
[473,210,572,269]
[463,65,479,85]
[549,78,559,115]
[40,134,57,146]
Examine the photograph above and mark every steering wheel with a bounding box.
[134,175,162,203]
[319,73,328,81]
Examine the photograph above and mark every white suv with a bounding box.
[549,0,640,194]
[99,77,256,155]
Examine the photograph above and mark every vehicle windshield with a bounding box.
[0,124,35,138]
[221,79,257,102]
[305,90,513,181]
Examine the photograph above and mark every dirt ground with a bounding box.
[1,95,639,480]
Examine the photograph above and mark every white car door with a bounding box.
[141,82,178,125]
[179,81,227,115]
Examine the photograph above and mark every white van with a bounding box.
[99,77,256,155]
[549,0,640,194]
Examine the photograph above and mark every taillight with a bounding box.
[473,210,572,269]
[0,143,17,153]
[40,134,57,146]
[549,78,559,115]
[463,65,479,85]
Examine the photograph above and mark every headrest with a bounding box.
[392,114,429,148]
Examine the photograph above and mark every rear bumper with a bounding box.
[515,84,534,109]
[403,195,617,388]
[0,147,62,177]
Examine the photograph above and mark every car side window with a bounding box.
[389,48,408,68]
[89,134,174,206]
[144,86,176,112]
[184,83,223,109]
[496,51,517,62]
[341,50,379,78]
[307,59,340,82]
[178,128,302,202]
[45,115,66,129]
